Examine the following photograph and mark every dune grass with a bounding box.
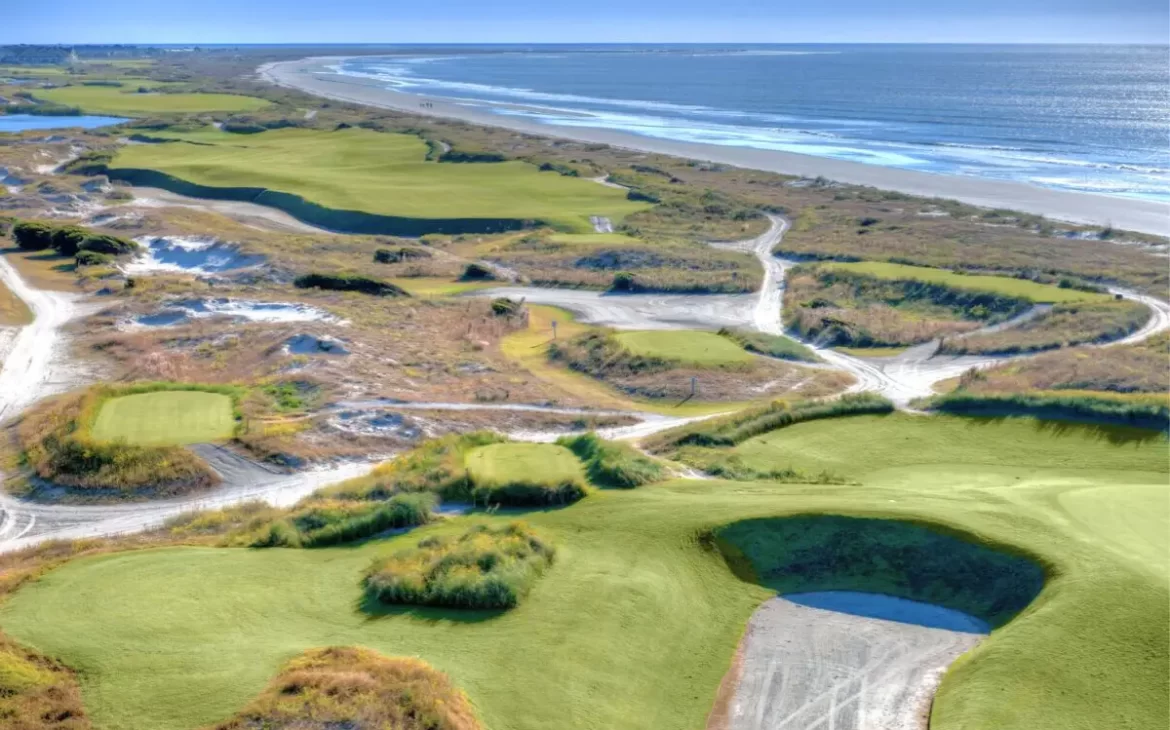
[1,415,1165,730]
[211,647,481,730]
[819,261,1110,304]
[0,278,31,326]
[110,127,647,231]
[35,85,269,115]
[547,232,643,245]
[613,330,757,367]
[365,522,555,610]
[90,390,235,446]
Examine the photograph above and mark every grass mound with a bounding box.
[250,493,435,549]
[18,386,227,495]
[365,522,555,610]
[90,390,235,446]
[717,515,1044,626]
[613,330,756,366]
[211,647,480,730]
[558,433,664,488]
[465,443,588,506]
[0,633,88,730]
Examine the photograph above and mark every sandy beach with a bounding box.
[259,57,1168,236]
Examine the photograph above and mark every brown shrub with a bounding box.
[210,647,481,730]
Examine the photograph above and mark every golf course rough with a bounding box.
[211,646,481,730]
[108,127,648,234]
[35,84,271,116]
[90,390,236,446]
[818,261,1111,304]
[365,521,556,610]
[0,414,1166,730]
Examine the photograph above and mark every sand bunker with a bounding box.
[124,236,266,276]
[715,592,986,730]
[283,333,349,355]
[128,298,336,329]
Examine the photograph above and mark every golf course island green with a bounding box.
[364,522,556,610]
[106,127,649,235]
[211,647,481,730]
[91,390,235,446]
[17,384,242,497]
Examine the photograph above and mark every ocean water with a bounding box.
[338,45,1170,201]
[0,114,128,133]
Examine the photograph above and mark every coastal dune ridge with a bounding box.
[260,56,1169,236]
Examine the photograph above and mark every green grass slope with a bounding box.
[0,416,1166,730]
[110,128,647,232]
[613,330,756,366]
[90,391,235,446]
[820,261,1110,303]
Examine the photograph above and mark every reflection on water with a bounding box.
[783,591,990,634]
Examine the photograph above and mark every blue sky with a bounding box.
[4,0,1168,44]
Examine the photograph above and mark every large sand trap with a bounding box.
[124,236,266,276]
[127,298,336,329]
[713,592,986,730]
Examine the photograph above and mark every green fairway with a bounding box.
[614,330,757,366]
[821,261,1110,303]
[547,232,644,245]
[465,443,586,486]
[1,415,1166,730]
[110,128,648,232]
[90,391,235,446]
[34,84,270,115]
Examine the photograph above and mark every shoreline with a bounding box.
[259,57,1169,236]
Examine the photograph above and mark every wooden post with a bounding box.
[551,320,558,339]
[691,376,698,397]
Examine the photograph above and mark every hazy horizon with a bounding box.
[4,0,1167,45]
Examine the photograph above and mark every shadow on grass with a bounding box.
[0,245,76,273]
[356,590,505,624]
[954,412,1166,446]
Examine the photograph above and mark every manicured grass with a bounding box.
[388,277,498,297]
[820,261,1110,303]
[35,85,269,115]
[465,443,586,487]
[90,390,235,446]
[111,128,647,231]
[2,415,1166,730]
[613,330,757,366]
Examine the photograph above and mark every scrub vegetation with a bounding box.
[557,432,664,488]
[364,522,556,610]
[784,263,1033,347]
[211,647,482,730]
[547,329,852,402]
[938,299,1151,354]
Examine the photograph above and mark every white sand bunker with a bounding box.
[130,298,335,328]
[124,236,266,276]
[717,592,986,730]
[330,409,426,439]
[283,333,349,355]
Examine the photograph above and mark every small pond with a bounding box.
[0,114,129,133]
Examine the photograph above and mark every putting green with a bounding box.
[820,261,1110,303]
[90,391,235,446]
[465,443,585,486]
[1,415,1166,730]
[614,330,756,366]
[35,85,270,115]
[111,128,648,232]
